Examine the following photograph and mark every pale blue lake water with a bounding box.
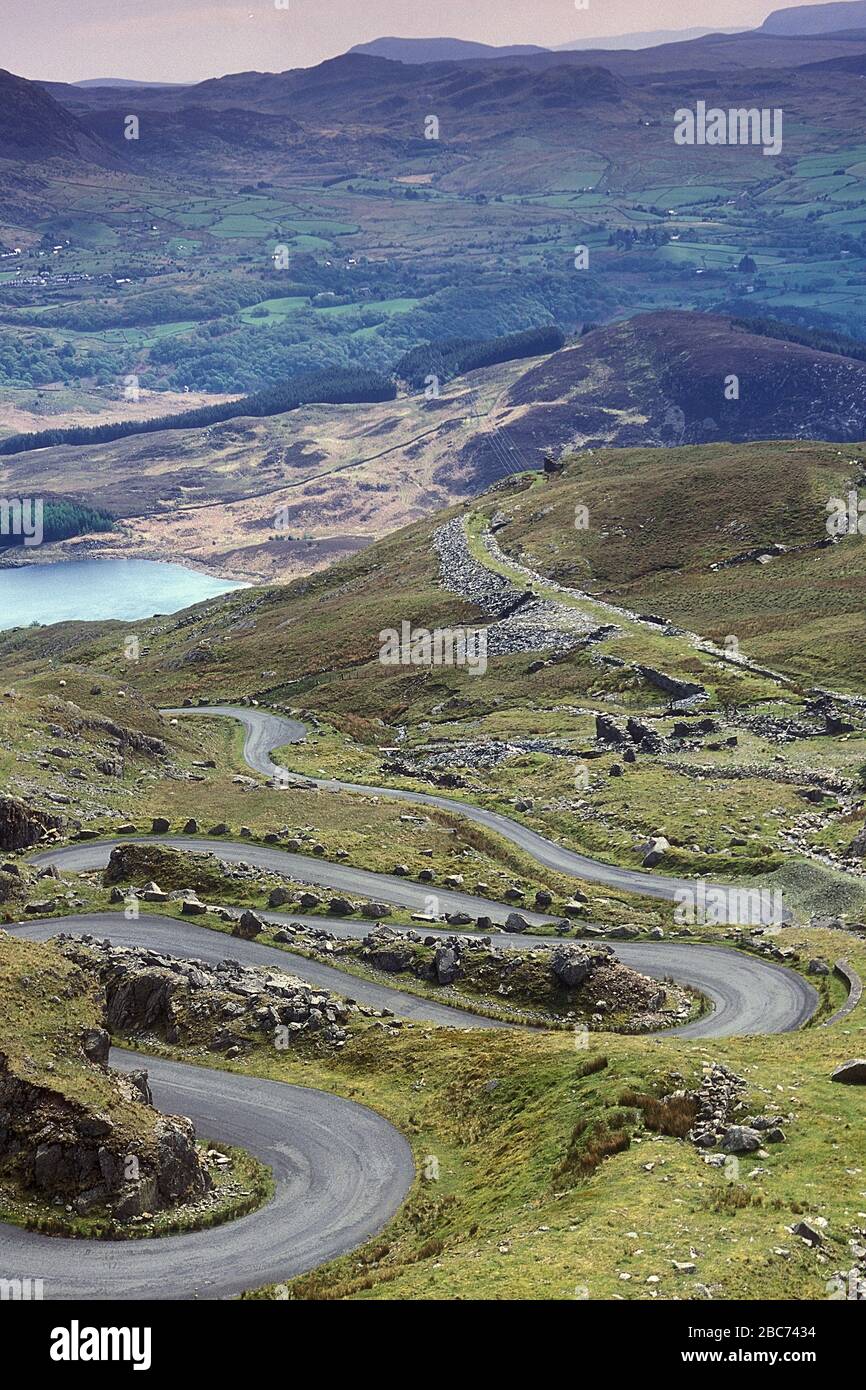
[0,558,245,631]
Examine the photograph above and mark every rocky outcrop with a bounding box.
[308,924,693,1029]
[58,935,355,1054]
[0,1042,210,1219]
[103,843,227,897]
[0,795,64,851]
[232,910,266,941]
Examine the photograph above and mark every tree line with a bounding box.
[0,322,567,455]
[0,499,114,547]
[0,368,398,456]
[394,324,565,389]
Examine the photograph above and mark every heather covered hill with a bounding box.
[0,68,118,166]
[6,311,866,583]
[496,312,866,457]
[470,439,866,691]
[15,435,865,704]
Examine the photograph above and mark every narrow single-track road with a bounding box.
[1,704,818,1299]
[164,704,784,916]
[0,1037,413,1301]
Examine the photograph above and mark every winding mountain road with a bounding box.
[28,868,816,1041]
[164,704,782,915]
[0,1039,413,1301]
[1,703,820,1299]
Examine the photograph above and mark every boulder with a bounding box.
[140,882,168,903]
[721,1125,762,1154]
[268,887,293,908]
[551,947,591,989]
[562,899,588,917]
[504,912,532,933]
[328,896,355,916]
[641,836,670,869]
[792,1221,823,1248]
[365,944,415,973]
[81,1028,111,1066]
[232,911,265,940]
[182,819,198,834]
[360,901,391,919]
[831,1058,866,1085]
[151,818,170,834]
[434,946,460,985]
[208,823,230,836]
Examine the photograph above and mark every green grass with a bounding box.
[113,916,862,1302]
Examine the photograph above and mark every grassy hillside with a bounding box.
[0,431,865,1296]
[478,441,866,691]
[5,437,866,895]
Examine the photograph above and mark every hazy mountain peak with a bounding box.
[348,36,549,63]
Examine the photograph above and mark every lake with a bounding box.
[0,558,245,631]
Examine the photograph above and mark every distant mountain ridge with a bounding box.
[349,28,750,64]
[348,37,548,63]
[73,78,183,89]
[555,27,745,50]
[761,0,866,34]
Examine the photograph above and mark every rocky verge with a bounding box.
[0,794,64,851]
[57,934,360,1057]
[0,935,211,1221]
[273,921,695,1030]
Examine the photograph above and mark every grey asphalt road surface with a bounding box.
[35,835,554,930]
[14,895,817,1040]
[163,704,786,921]
[0,1042,413,1300]
[1,703,816,1299]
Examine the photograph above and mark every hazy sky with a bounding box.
[0,0,828,83]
